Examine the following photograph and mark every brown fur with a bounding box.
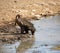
[15,14,36,35]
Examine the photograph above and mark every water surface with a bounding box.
[23,15,60,53]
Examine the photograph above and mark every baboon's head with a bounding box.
[16,14,22,19]
[15,14,23,26]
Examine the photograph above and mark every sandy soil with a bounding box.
[0,0,60,23]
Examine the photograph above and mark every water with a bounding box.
[0,15,60,53]
[0,41,21,53]
[33,15,60,44]
[24,15,60,53]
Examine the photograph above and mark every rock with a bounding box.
[17,36,21,40]
[7,41,14,44]
[2,37,7,42]
[44,44,48,46]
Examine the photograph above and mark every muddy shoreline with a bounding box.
[0,22,32,44]
[0,34,31,44]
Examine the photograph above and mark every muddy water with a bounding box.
[0,14,60,53]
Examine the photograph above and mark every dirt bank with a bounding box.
[0,21,32,44]
[0,0,60,22]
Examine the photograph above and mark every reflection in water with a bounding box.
[17,36,35,53]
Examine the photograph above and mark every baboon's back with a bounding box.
[20,18,33,27]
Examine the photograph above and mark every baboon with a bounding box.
[15,14,28,34]
[15,14,36,35]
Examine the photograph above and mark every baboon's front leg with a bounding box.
[15,22,16,25]
[15,19,17,25]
